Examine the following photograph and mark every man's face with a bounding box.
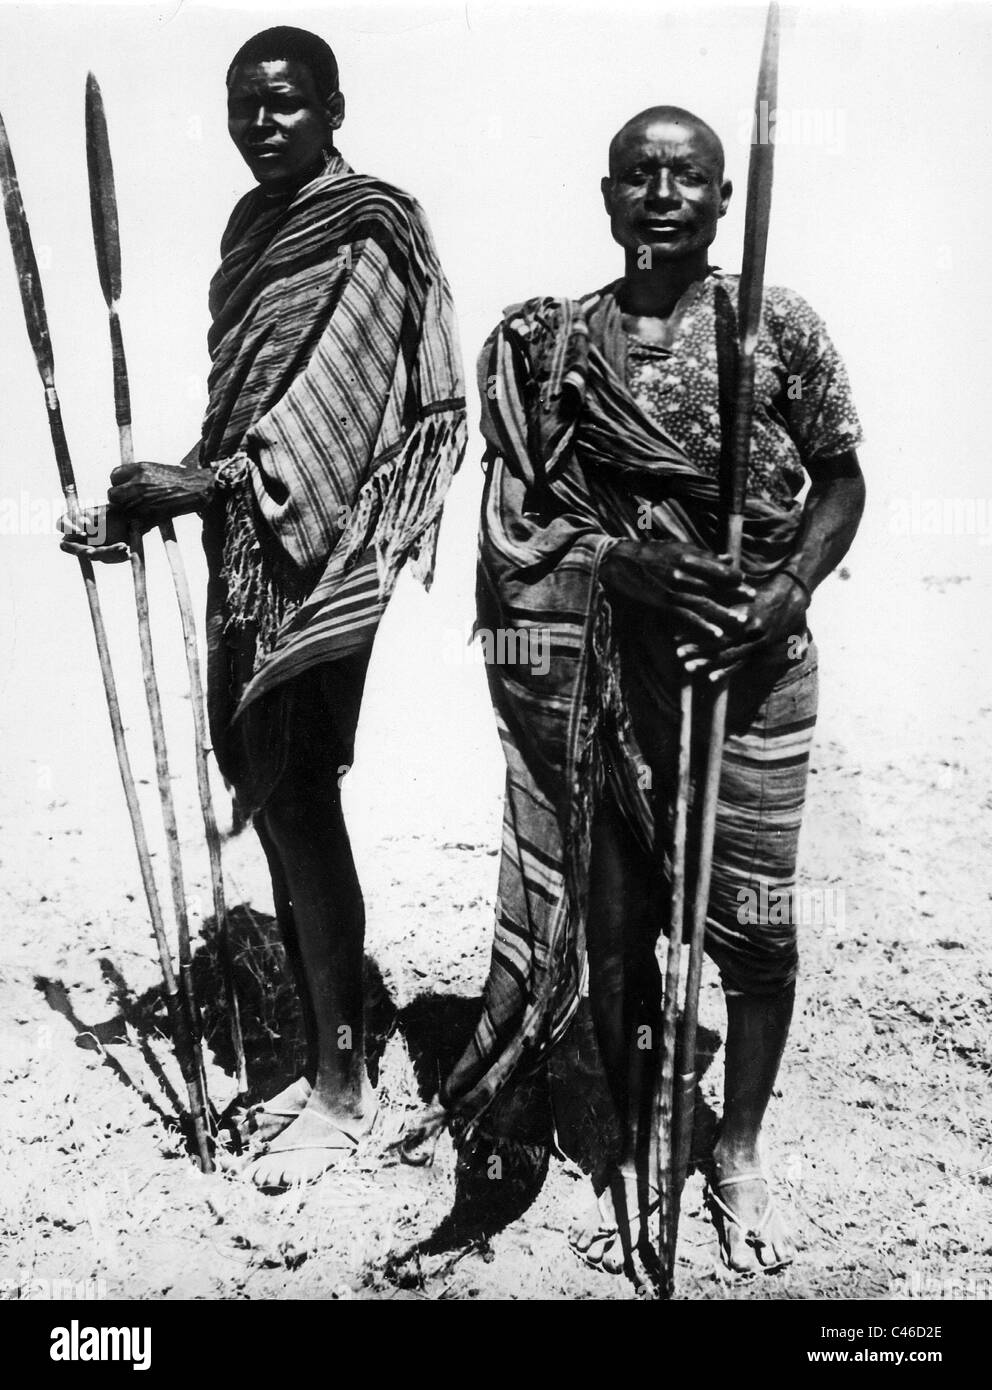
[227,59,343,190]
[602,116,731,263]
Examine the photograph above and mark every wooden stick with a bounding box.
[125,514,213,1123]
[673,675,730,1182]
[160,519,248,1092]
[656,679,693,1295]
[81,551,213,1169]
[0,106,213,1170]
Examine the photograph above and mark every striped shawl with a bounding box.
[201,154,466,718]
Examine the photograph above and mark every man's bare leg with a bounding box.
[246,822,315,1138]
[710,985,796,1271]
[248,778,376,1187]
[570,797,658,1271]
[254,818,318,1079]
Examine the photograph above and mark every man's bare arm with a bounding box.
[107,459,215,522]
[780,449,866,598]
[686,449,866,674]
[59,441,213,563]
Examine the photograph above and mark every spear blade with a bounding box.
[85,72,122,309]
[737,3,780,354]
[730,0,780,519]
[0,105,79,503]
[0,106,56,387]
[85,72,131,434]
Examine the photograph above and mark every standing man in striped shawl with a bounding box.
[411,107,864,1277]
[83,27,466,1188]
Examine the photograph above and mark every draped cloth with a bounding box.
[199,154,465,784]
[440,286,806,1130]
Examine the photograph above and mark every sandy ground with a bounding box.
[1,498,990,1301]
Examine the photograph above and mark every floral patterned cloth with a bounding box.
[624,269,863,507]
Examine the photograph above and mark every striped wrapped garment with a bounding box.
[199,153,465,773]
[441,286,818,1133]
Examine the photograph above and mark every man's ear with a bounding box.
[718,177,733,218]
[600,175,614,216]
[325,90,345,132]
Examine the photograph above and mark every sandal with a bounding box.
[706,1171,793,1274]
[246,1077,312,1142]
[248,1103,377,1192]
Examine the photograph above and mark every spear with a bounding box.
[657,0,781,1294]
[84,73,246,1100]
[655,680,692,1296]
[0,105,213,1171]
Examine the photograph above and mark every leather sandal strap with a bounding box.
[708,1176,773,1235]
[712,1171,765,1190]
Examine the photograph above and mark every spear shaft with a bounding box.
[0,106,212,1170]
[658,0,781,1296]
[84,75,246,1093]
[84,74,215,1135]
[85,73,245,1111]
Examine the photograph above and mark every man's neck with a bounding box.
[619,250,711,320]
[261,149,338,202]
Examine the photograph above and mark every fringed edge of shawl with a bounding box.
[217,461,309,669]
[333,407,466,601]
[214,408,464,672]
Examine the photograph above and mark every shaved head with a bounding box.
[601,105,731,274]
[608,106,725,180]
[227,26,340,99]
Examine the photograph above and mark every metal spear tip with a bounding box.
[86,72,105,111]
[85,72,110,145]
[85,70,123,309]
[85,72,108,129]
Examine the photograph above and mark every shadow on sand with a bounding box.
[36,905,723,1292]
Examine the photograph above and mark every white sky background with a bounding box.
[0,0,989,862]
[2,1,990,527]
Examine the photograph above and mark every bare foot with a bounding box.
[568,1167,658,1275]
[707,1159,794,1274]
[249,1076,312,1143]
[248,1090,378,1191]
